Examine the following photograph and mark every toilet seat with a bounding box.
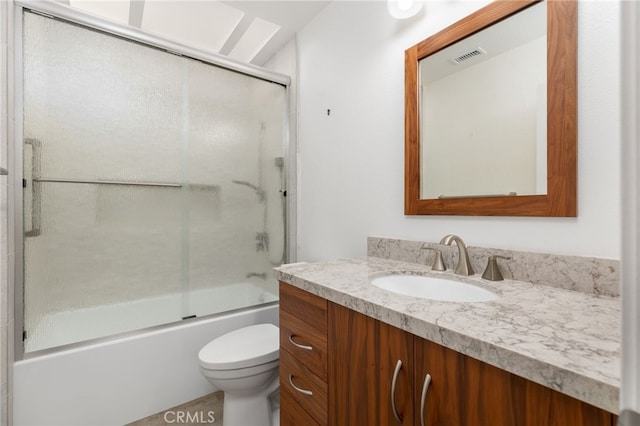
[199,323,279,370]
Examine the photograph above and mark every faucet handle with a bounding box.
[481,255,511,281]
[422,247,447,271]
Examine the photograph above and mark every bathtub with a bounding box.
[13,283,279,425]
[24,281,278,352]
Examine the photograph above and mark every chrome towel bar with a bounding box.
[33,178,181,188]
[24,178,219,238]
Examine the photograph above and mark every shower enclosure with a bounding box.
[16,7,289,354]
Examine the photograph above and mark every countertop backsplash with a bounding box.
[367,236,620,297]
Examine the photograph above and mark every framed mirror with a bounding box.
[404,0,576,216]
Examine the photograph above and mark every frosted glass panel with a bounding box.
[186,60,285,315]
[23,12,185,351]
[21,11,285,353]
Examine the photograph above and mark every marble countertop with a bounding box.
[274,256,620,414]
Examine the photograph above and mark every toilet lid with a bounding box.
[199,323,279,370]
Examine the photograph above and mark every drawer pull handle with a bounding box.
[288,334,313,351]
[288,374,313,396]
[420,373,432,426]
[391,359,403,423]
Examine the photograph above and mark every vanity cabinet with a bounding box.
[327,302,614,426]
[279,283,615,426]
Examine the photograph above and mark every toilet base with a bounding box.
[221,371,279,426]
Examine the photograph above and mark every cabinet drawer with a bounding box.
[279,282,327,334]
[280,348,328,425]
[280,308,327,379]
[280,386,321,426]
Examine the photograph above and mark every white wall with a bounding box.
[296,1,621,261]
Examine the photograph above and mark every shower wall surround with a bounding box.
[368,237,620,297]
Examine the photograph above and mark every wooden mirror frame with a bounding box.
[404,0,576,216]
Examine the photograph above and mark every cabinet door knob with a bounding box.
[288,374,313,396]
[288,334,313,351]
[391,359,403,423]
[420,373,432,426]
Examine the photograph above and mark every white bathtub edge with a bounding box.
[14,304,279,426]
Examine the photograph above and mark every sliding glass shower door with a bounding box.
[21,11,286,353]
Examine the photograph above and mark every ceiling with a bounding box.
[63,0,331,66]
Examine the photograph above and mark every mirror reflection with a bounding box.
[420,2,546,199]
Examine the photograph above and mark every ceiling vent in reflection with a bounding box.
[449,47,487,65]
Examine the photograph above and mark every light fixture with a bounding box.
[387,0,424,19]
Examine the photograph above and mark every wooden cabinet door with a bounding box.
[379,320,414,426]
[328,302,380,425]
[416,337,471,426]
[518,380,614,426]
[415,338,613,426]
[328,303,415,426]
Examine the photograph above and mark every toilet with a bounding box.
[198,323,280,426]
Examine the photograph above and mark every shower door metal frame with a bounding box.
[12,0,297,361]
[621,0,640,417]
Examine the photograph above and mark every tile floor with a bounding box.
[127,391,223,426]
[127,390,280,426]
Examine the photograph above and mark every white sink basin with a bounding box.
[371,275,498,302]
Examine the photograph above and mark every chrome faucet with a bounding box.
[439,234,474,276]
